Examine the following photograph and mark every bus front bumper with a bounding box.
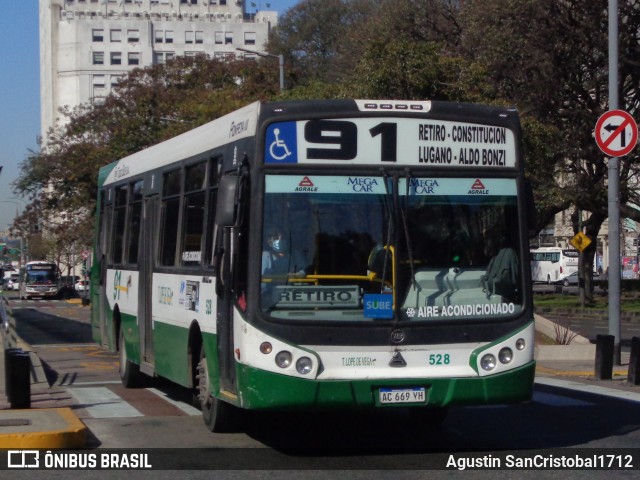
[233,361,536,411]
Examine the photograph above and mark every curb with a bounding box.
[0,408,87,449]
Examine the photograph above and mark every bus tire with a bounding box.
[409,406,448,426]
[119,329,145,388]
[197,347,237,432]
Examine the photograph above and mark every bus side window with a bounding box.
[111,186,128,264]
[205,155,222,268]
[159,169,182,267]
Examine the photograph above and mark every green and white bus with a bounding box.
[91,99,536,431]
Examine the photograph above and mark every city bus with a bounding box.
[19,261,62,299]
[529,247,579,284]
[91,99,536,432]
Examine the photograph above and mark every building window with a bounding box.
[110,29,122,43]
[92,74,106,102]
[214,32,223,45]
[225,32,233,45]
[181,0,198,4]
[186,31,203,45]
[155,30,163,43]
[220,0,227,5]
[127,29,140,43]
[110,52,122,65]
[92,29,104,42]
[165,30,174,43]
[154,52,175,64]
[92,51,104,65]
[244,32,256,45]
[111,75,123,87]
[92,75,105,88]
[128,52,140,65]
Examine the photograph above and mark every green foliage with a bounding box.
[12,0,640,260]
[12,56,284,251]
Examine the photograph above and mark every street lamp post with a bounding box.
[236,47,285,92]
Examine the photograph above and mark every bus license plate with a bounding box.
[379,387,426,404]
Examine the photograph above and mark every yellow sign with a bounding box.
[570,232,591,252]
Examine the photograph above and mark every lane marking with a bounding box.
[147,388,201,416]
[532,391,594,407]
[536,377,640,403]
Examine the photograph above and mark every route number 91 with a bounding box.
[304,120,398,162]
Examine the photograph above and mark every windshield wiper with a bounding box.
[379,169,394,293]
[400,169,419,293]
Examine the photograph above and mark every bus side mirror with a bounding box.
[216,174,239,227]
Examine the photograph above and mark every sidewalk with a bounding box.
[0,301,639,448]
[0,296,87,448]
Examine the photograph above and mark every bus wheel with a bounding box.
[409,406,448,426]
[197,348,237,433]
[119,329,144,388]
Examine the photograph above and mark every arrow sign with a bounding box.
[595,109,638,157]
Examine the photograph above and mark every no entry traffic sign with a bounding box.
[595,109,638,157]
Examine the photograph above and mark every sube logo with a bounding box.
[7,450,39,468]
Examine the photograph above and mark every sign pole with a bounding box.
[608,0,621,365]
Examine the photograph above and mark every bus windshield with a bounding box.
[26,266,58,284]
[261,175,522,322]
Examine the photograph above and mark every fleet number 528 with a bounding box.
[429,353,450,365]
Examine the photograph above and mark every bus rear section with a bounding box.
[530,247,579,284]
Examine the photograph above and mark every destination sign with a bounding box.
[264,118,516,167]
[274,285,360,308]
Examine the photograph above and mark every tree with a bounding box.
[12,56,282,254]
[458,0,640,302]
[268,0,382,84]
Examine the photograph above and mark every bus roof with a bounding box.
[99,101,262,186]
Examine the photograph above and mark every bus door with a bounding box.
[138,195,159,372]
[216,227,237,395]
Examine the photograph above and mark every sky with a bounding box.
[0,0,301,232]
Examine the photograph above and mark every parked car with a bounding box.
[562,272,579,287]
[75,280,88,292]
[4,273,20,291]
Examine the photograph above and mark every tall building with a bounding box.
[39,0,278,138]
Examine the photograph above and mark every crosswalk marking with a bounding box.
[69,387,144,418]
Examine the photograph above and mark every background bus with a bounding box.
[92,99,535,432]
[530,247,579,284]
[19,261,62,299]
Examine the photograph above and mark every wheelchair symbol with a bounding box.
[269,128,292,161]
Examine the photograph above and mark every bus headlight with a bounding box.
[296,357,313,375]
[260,342,273,354]
[515,338,526,351]
[480,354,497,371]
[275,351,292,369]
[499,347,513,364]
